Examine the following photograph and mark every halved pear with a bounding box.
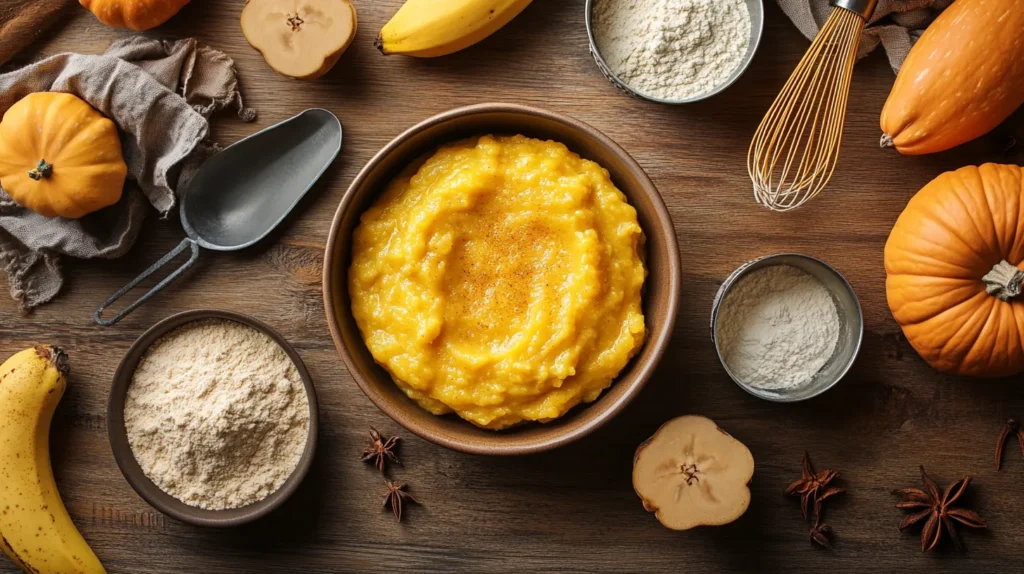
[633,415,755,530]
[241,0,357,80]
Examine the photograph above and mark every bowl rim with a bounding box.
[107,309,320,527]
[710,253,864,402]
[323,102,681,455]
[584,0,765,104]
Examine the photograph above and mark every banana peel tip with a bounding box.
[34,344,70,377]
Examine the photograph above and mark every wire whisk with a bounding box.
[748,0,877,211]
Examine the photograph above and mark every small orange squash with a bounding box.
[885,164,1024,377]
[880,0,1024,155]
[80,0,190,31]
[0,93,127,219]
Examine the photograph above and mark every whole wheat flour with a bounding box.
[592,0,752,100]
[716,265,840,391]
[124,319,310,510]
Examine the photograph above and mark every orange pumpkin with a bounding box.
[0,93,127,219]
[880,0,1024,155]
[80,0,190,31]
[885,164,1024,377]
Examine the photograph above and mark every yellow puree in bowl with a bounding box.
[349,135,646,429]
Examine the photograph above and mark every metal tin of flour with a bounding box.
[710,253,864,402]
[584,0,765,104]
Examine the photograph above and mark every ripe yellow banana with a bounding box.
[0,346,105,574]
[376,0,533,57]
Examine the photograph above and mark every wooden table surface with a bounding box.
[3,1,1024,572]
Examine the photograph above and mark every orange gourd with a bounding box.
[880,0,1024,155]
[0,93,127,219]
[80,0,190,31]
[885,164,1024,377]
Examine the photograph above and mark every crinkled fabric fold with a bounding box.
[0,37,255,309]
[777,0,953,72]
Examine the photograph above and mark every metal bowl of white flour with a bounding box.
[585,0,764,104]
[710,254,863,402]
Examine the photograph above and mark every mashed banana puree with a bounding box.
[349,135,646,429]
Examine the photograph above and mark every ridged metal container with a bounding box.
[584,0,765,104]
[710,254,863,402]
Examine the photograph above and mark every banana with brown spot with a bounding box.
[0,346,104,573]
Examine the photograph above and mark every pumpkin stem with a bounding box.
[983,260,1024,302]
[879,134,894,149]
[27,159,53,181]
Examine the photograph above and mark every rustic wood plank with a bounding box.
[3,0,1024,571]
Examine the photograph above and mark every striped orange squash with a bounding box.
[880,0,1024,155]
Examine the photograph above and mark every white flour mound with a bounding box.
[593,0,752,100]
[716,265,840,391]
[125,319,310,510]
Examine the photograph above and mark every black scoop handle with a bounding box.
[94,238,201,326]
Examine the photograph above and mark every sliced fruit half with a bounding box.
[241,0,357,80]
[633,415,755,530]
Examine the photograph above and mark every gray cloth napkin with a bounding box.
[777,0,953,72]
[0,37,255,309]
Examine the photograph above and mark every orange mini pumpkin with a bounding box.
[0,93,127,219]
[885,164,1024,377]
[80,0,190,31]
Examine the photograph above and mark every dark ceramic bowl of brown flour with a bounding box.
[108,309,319,527]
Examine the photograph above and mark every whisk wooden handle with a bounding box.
[831,0,877,20]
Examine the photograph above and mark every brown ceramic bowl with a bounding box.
[108,309,319,527]
[323,103,681,455]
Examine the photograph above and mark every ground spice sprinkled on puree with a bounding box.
[349,135,647,430]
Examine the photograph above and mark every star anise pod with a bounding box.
[382,480,418,522]
[893,466,987,552]
[810,518,834,549]
[786,452,844,521]
[995,417,1024,470]
[361,428,400,473]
